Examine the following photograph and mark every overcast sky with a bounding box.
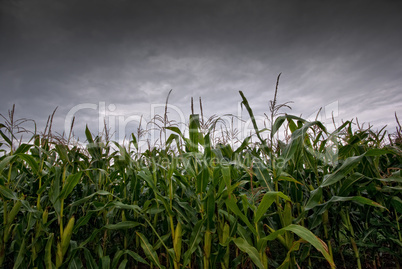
[1,0,402,144]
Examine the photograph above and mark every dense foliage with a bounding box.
[1,90,401,269]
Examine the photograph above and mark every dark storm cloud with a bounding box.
[1,0,401,141]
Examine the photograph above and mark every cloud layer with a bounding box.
[1,0,401,142]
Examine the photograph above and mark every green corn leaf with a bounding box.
[188,114,200,152]
[136,232,166,269]
[321,155,364,187]
[261,224,335,268]
[101,256,111,269]
[124,250,149,266]
[281,136,302,163]
[0,178,7,192]
[183,219,204,267]
[239,91,264,143]
[310,195,388,216]
[349,196,387,209]
[14,143,33,154]
[138,169,157,191]
[376,175,402,183]
[338,173,365,196]
[287,118,298,133]
[254,192,291,224]
[112,250,124,269]
[152,233,170,251]
[272,114,307,136]
[272,116,287,137]
[113,142,130,163]
[118,259,128,269]
[36,173,54,195]
[0,155,17,173]
[68,257,84,269]
[55,144,70,164]
[155,194,174,216]
[281,120,325,162]
[50,169,62,214]
[13,238,26,269]
[17,153,39,174]
[221,165,231,190]
[253,162,274,191]
[0,129,12,146]
[324,196,387,210]
[390,196,402,214]
[0,185,18,200]
[283,200,293,227]
[112,201,142,213]
[83,248,98,269]
[165,126,185,139]
[232,237,265,269]
[70,190,114,207]
[302,146,318,175]
[166,133,180,147]
[45,234,54,269]
[225,196,256,235]
[196,165,209,194]
[277,239,303,269]
[104,221,142,230]
[277,175,302,185]
[59,172,83,200]
[206,188,216,230]
[326,121,351,142]
[305,187,323,211]
[365,148,395,156]
[234,136,251,154]
[172,201,192,224]
[131,133,138,150]
[85,125,94,144]
[78,229,102,249]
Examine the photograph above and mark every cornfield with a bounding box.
[1,82,401,268]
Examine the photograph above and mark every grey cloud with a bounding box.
[1,0,401,142]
